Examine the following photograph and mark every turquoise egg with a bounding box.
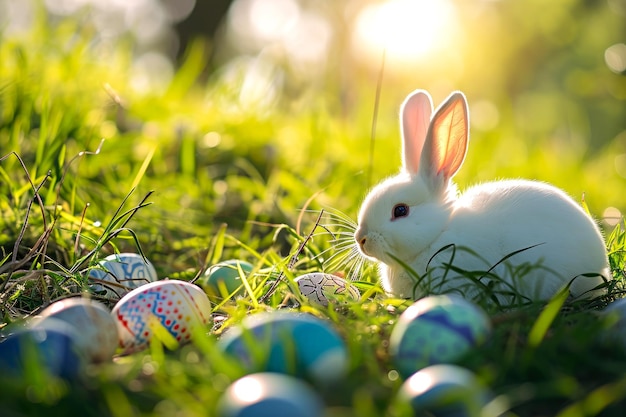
[218,311,348,383]
[199,260,254,299]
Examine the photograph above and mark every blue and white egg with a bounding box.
[389,294,491,377]
[217,373,324,417]
[89,253,158,298]
[395,364,489,417]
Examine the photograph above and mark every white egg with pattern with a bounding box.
[89,253,158,298]
[294,273,360,306]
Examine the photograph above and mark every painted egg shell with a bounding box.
[198,259,254,299]
[0,319,84,379]
[89,253,158,298]
[599,297,626,347]
[395,364,488,417]
[112,280,212,354]
[218,311,348,383]
[217,373,324,417]
[294,273,360,306]
[389,294,491,378]
[31,298,118,363]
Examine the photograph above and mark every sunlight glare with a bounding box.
[352,0,459,63]
[407,371,434,394]
[231,376,264,403]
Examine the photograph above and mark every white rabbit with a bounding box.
[354,89,610,303]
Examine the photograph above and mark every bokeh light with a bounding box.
[0,0,623,218]
[221,0,333,76]
[407,371,433,394]
[351,0,460,65]
[605,43,626,74]
[231,376,264,403]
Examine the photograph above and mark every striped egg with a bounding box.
[389,294,491,378]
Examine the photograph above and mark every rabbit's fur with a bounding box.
[355,90,610,302]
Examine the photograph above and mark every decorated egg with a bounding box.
[0,320,84,379]
[198,259,254,299]
[389,294,491,378]
[394,364,488,417]
[112,280,212,354]
[89,253,158,298]
[218,311,348,383]
[31,298,118,363]
[600,297,626,347]
[217,373,324,417]
[294,273,360,306]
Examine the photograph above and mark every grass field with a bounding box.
[1,5,626,417]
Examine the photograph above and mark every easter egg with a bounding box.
[0,320,84,379]
[389,294,491,378]
[294,273,360,306]
[89,253,158,298]
[599,297,626,347]
[217,373,324,417]
[198,259,254,299]
[112,280,212,354]
[395,364,488,417]
[31,298,118,363]
[218,311,348,383]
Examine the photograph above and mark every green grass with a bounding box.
[2,11,626,417]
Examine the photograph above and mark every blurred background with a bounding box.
[3,0,623,121]
[0,0,624,235]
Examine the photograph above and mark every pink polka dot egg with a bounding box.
[111,280,212,354]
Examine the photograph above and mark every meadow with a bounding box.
[1,2,626,416]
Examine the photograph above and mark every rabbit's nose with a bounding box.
[355,227,367,248]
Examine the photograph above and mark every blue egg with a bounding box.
[390,294,491,378]
[0,321,84,379]
[395,364,488,417]
[218,311,348,383]
[218,373,324,417]
[601,297,626,347]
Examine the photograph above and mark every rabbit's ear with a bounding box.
[401,90,433,175]
[420,91,469,187]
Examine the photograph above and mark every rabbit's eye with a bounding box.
[392,204,409,219]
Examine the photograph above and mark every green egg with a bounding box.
[199,260,254,299]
